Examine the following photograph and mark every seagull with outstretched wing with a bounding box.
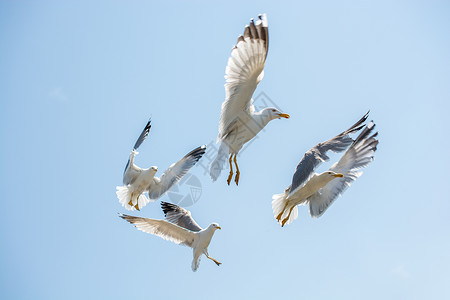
[272,112,379,226]
[210,14,290,186]
[117,120,206,211]
[122,119,152,187]
[120,202,221,271]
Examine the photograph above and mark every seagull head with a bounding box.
[151,166,158,173]
[262,107,290,120]
[325,171,344,179]
[209,223,222,231]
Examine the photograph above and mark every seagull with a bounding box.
[119,201,221,272]
[117,120,206,211]
[272,112,379,226]
[210,13,290,186]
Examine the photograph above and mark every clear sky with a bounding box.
[1,1,449,299]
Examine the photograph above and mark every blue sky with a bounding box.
[1,0,449,299]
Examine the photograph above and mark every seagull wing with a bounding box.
[218,14,269,140]
[132,119,152,151]
[123,162,142,185]
[309,121,379,217]
[289,112,369,195]
[119,214,197,247]
[147,146,206,199]
[161,202,203,232]
[123,119,151,178]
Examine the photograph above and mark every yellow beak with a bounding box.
[278,113,290,119]
[217,226,222,230]
[333,174,344,178]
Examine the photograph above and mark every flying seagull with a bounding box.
[210,13,290,186]
[117,120,206,211]
[272,112,379,226]
[119,202,221,272]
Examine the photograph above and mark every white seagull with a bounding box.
[272,112,379,226]
[117,120,206,211]
[120,201,221,272]
[210,13,290,186]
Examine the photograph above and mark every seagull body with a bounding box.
[117,120,206,211]
[272,112,379,226]
[120,202,221,272]
[210,14,290,186]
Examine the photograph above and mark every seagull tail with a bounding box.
[191,254,201,272]
[116,186,153,211]
[209,141,229,181]
[116,186,136,211]
[272,192,298,226]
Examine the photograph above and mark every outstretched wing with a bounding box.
[161,202,203,232]
[218,14,269,140]
[132,119,152,150]
[309,121,379,217]
[289,112,369,196]
[119,214,197,247]
[122,150,142,185]
[147,146,206,199]
[123,119,152,176]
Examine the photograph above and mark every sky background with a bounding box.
[1,0,450,299]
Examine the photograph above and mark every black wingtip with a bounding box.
[184,145,207,161]
[161,201,178,217]
[353,120,377,145]
[132,118,152,151]
[344,111,370,135]
[142,119,152,133]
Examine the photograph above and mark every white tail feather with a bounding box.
[282,205,298,226]
[137,193,152,209]
[272,192,287,219]
[210,141,229,181]
[272,192,300,226]
[116,186,154,211]
[191,254,202,272]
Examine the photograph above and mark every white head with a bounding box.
[312,171,344,189]
[208,223,222,231]
[260,107,290,121]
[150,166,158,174]
[320,171,344,181]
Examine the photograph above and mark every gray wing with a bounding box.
[119,214,197,247]
[289,112,369,195]
[161,202,202,232]
[123,119,152,176]
[123,160,142,185]
[148,145,206,199]
[309,121,379,217]
[218,14,269,140]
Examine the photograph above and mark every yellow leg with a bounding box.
[226,154,234,185]
[128,193,134,206]
[234,155,240,186]
[281,205,296,227]
[206,254,222,266]
[276,201,290,221]
[135,195,140,211]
